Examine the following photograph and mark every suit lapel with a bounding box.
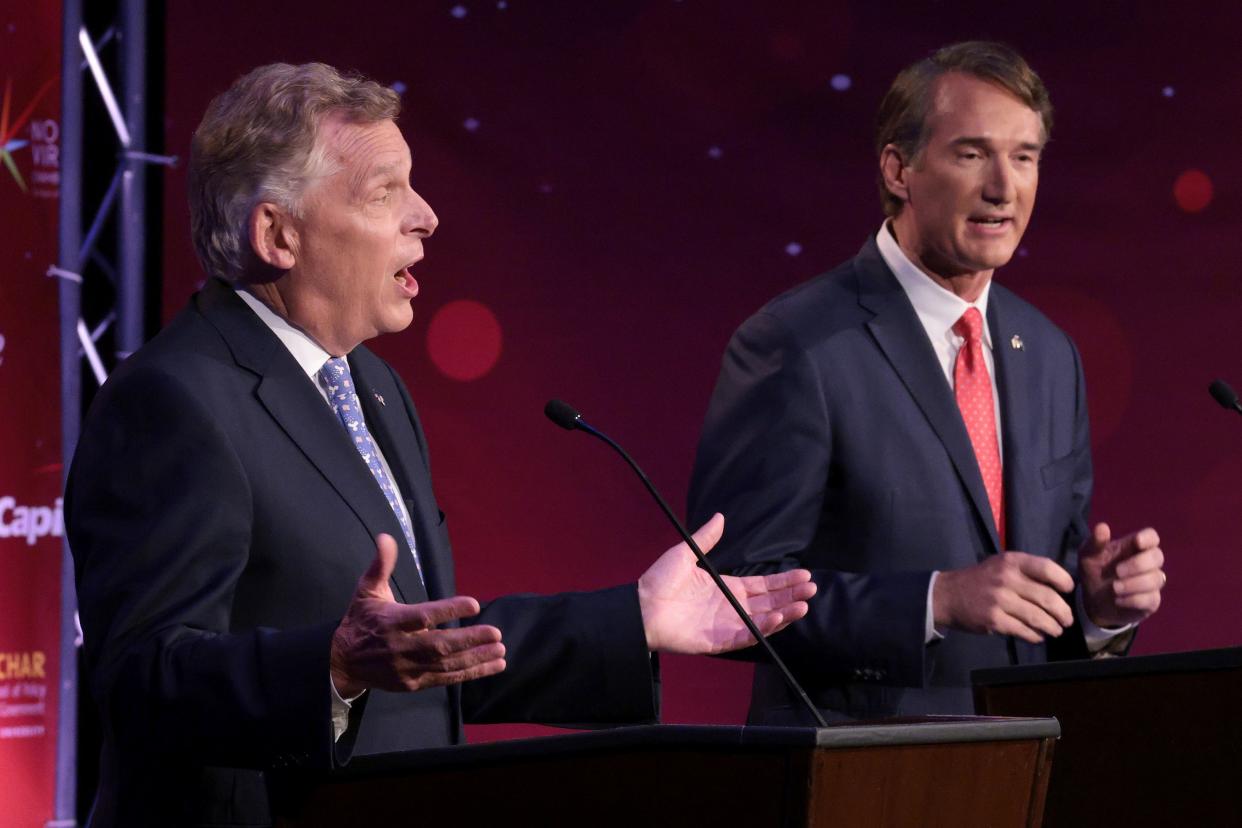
[855,241,1001,554]
[350,353,446,602]
[197,280,427,603]
[988,291,1035,555]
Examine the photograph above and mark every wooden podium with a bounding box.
[974,646,1242,825]
[274,718,1058,827]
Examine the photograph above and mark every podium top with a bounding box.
[972,645,1242,688]
[336,717,1059,779]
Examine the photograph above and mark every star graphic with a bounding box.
[0,74,57,194]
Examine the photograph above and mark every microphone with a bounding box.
[1209,379,1242,415]
[544,399,583,430]
[544,399,828,728]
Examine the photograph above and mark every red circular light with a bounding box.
[426,300,503,382]
[1173,169,1213,213]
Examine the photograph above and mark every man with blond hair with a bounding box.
[688,41,1167,723]
[67,62,815,826]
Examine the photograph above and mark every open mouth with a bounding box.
[969,217,1011,229]
[393,265,419,298]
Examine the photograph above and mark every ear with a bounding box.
[248,201,298,271]
[879,143,912,208]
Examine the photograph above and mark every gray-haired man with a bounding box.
[67,62,815,826]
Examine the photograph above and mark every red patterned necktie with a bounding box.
[952,308,1005,546]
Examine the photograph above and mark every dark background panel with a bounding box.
[161,1,1242,740]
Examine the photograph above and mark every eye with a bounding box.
[371,188,392,204]
[959,150,983,161]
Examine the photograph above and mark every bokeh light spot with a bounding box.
[450,4,468,19]
[830,74,852,91]
[1174,169,1213,213]
[427,300,503,382]
[463,117,481,132]
[785,242,803,257]
[706,145,723,160]
[1162,85,1175,98]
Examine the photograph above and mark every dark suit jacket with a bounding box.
[67,279,657,827]
[688,237,1092,723]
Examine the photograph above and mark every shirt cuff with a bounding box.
[1075,585,1134,653]
[925,571,945,644]
[330,674,365,742]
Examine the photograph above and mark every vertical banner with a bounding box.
[0,5,63,826]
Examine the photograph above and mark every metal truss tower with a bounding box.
[55,1,169,823]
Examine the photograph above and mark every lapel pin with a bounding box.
[374,392,386,406]
[1010,335,1024,351]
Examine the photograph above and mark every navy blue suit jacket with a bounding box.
[688,237,1092,722]
[67,279,656,827]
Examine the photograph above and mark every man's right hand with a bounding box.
[330,533,507,698]
[933,552,1075,644]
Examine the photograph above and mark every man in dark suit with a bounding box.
[66,62,815,827]
[687,41,1167,724]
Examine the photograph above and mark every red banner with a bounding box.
[0,5,63,824]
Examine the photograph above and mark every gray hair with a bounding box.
[188,62,401,282]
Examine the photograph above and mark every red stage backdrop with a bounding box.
[162,2,1242,742]
[0,3,62,823]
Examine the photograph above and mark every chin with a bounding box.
[961,244,1018,272]
[379,308,415,335]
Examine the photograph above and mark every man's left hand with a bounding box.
[637,513,817,655]
[1079,522,1166,629]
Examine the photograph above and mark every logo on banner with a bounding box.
[0,496,63,546]
[1,74,59,200]
[0,660,49,741]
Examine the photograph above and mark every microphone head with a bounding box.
[545,399,584,430]
[1209,379,1239,410]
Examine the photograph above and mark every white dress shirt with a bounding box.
[874,225,1125,650]
[235,287,413,738]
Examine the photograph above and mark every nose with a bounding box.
[982,157,1017,206]
[404,188,439,238]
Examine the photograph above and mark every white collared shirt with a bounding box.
[876,222,1002,459]
[234,289,414,532]
[873,225,1123,649]
[234,287,413,736]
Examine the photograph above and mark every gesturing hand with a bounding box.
[1079,523,1165,629]
[637,513,817,655]
[330,534,507,698]
[933,552,1075,644]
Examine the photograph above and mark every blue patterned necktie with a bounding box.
[317,357,423,583]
